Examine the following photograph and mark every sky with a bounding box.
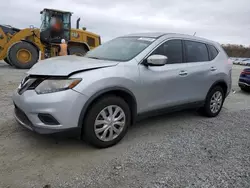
[1,0,250,45]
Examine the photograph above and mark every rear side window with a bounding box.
[151,39,183,64]
[208,44,219,60]
[184,41,209,62]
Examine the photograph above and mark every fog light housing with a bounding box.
[38,113,60,125]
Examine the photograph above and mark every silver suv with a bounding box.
[12,33,232,148]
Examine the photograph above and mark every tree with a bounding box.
[221,44,250,57]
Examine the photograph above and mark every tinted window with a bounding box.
[151,40,183,64]
[208,44,219,60]
[185,41,209,62]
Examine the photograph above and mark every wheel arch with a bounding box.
[20,39,40,54]
[207,80,228,98]
[78,87,138,130]
[8,40,40,56]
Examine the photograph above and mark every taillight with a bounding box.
[241,71,250,75]
[227,59,232,64]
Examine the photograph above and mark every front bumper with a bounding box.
[14,105,74,134]
[12,89,89,134]
[238,76,250,88]
[239,81,250,88]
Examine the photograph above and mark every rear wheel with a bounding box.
[7,41,39,69]
[200,86,225,117]
[68,46,88,56]
[83,95,131,148]
[4,58,12,66]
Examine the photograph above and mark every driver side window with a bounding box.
[151,39,183,64]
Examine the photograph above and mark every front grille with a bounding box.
[14,104,32,126]
[18,77,44,95]
[27,79,44,90]
[18,78,36,95]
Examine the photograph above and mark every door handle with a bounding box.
[179,70,188,76]
[210,67,217,71]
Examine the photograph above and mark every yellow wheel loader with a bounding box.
[0,8,101,69]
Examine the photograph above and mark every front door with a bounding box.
[138,39,192,113]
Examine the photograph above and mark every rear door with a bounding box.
[182,40,216,102]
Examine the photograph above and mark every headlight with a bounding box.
[35,78,82,94]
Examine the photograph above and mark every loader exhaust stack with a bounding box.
[76,18,80,29]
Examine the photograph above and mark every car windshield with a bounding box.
[85,36,155,61]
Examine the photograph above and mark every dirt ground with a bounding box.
[0,62,249,188]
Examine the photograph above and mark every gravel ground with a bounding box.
[0,62,249,188]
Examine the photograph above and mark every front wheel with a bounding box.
[200,86,225,117]
[83,95,131,148]
[7,41,39,69]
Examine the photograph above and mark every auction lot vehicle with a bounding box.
[238,68,250,91]
[0,8,101,69]
[12,33,232,148]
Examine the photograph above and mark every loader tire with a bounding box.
[8,41,39,69]
[68,46,88,56]
[4,58,12,66]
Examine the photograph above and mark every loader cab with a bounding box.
[40,8,72,42]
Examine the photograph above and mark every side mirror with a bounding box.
[146,55,168,66]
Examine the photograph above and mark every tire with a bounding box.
[68,46,88,56]
[4,58,12,66]
[200,86,225,117]
[7,41,39,69]
[83,95,131,148]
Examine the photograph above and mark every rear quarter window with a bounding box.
[208,44,219,60]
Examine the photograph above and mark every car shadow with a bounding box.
[16,108,202,151]
[0,63,13,69]
[0,62,29,70]
[240,89,250,94]
[126,109,206,137]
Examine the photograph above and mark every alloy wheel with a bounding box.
[94,105,126,142]
[210,91,223,114]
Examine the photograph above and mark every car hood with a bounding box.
[27,55,119,76]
